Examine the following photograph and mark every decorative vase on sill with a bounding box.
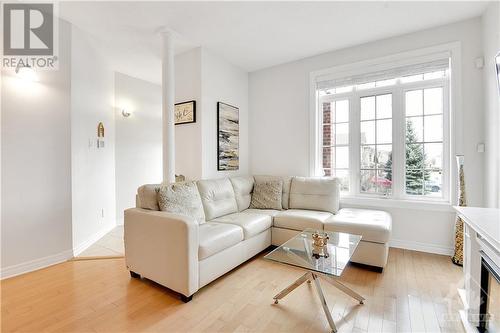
[452,155,466,266]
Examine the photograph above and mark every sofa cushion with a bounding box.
[254,175,292,209]
[273,209,332,231]
[157,182,206,224]
[197,178,238,220]
[289,177,340,214]
[324,208,392,243]
[198,222,244,260]
[211,212,272,239]
[230,176,254,211]
[250,179,283,210]
[137,184,161,210]
[243,208,281,217]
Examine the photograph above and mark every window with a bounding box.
[360,93,393,195]
[322,99,350,192]
[404,87,444,197]
[315,56,450,202]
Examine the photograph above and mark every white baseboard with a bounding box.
[1,249,74,280]
[73,224,116,257]
[389,238,454,256]
[459,310,478,333]
[1,224,117,280]
[458,288,468,309]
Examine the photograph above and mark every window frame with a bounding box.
[400,79,451,202]
[310,43,460,207]
[320,98,351,191]
[357,89,395,197]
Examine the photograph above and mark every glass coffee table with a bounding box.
[264,229,364,333]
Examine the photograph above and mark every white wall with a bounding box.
[114,48,249,225]
[71,26,117,254]
[201,49,249,179]
[249,18,486,254]
[114,72,163,225]
[1,21,73,277]
[175,48,203,181]
[114,49,207,224]
[482,2,500,208]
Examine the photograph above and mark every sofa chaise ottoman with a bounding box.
[124,175,392,302]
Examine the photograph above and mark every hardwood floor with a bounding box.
[1,248,464,333]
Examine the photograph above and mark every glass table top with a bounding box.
[264,229,362,277]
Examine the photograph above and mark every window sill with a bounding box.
[340,196,454,212]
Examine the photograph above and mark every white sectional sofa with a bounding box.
[124,176,392,302]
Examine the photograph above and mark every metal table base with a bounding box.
[272,271,364,333]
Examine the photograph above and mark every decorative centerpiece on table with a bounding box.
[311,231,329,259]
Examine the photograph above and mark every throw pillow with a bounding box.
[157,182,206,224]
[250,179,283,210]
[137,184,161,210]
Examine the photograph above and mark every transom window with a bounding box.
[315,58,450,201]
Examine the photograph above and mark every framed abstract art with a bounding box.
[217,102,239,171]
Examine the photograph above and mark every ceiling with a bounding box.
[60,1,489,84]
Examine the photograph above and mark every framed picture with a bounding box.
[495,51,500,96]
[217,102,239,171]
[175,100,196,125]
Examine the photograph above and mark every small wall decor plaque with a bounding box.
[97,122,105,148]
[175,100,196,125]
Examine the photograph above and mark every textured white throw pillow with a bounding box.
[253,175,292,209]
[250,179,283,210]
[157,182,206,224]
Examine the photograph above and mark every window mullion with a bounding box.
[443,80,451,202]
[392,86,405,199]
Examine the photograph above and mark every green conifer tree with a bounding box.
[404,120,429,194]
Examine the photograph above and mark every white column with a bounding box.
[160,30,175,183]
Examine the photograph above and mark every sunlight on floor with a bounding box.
[76,226,124,258]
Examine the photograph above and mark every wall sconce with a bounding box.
[121,109,132,118]
[15,63,38,82]
[495,51,500,96]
